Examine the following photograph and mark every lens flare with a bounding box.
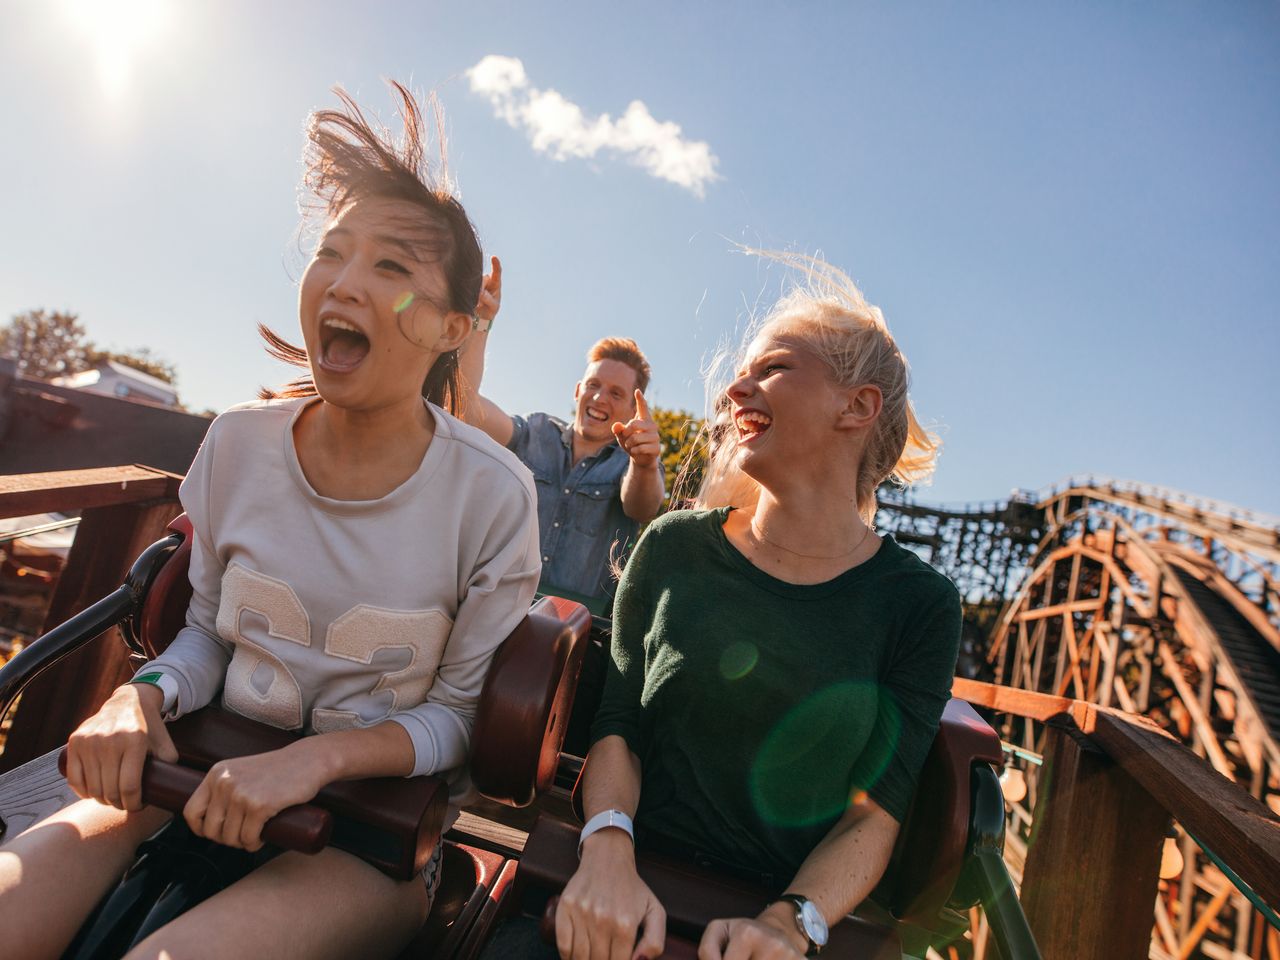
[719,641,758,680]
[750,681,901,828]
[393,292,415,313]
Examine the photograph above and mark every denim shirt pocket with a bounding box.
[571,483,616,537]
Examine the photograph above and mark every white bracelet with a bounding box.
[578,809,635,859]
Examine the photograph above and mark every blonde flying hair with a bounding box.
[694,252,939,528]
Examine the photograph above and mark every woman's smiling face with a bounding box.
[298,196,470,412]
[724,325,846,481]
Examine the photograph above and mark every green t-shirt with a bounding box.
[590,507,961,881]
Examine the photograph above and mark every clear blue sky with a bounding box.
[3,1,1277,514]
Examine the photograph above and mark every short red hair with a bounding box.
[586,337,651,394]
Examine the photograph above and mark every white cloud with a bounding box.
[466,55,720,198]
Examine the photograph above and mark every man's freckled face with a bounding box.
[574,359,638,441]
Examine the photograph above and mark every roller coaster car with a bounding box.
[0,516,1040,960]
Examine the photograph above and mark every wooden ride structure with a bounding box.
[0,467,1277,959]
[880,478,1280,959]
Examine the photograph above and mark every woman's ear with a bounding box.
[838,384,882,431]
[435,311,474,353]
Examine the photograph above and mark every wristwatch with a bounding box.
[778,894,828,956]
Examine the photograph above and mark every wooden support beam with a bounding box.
[1016,620,1031,689]
[1030,618,1048,692]
[0,498,180,771]
[1153,896,1180,957]
[953,677,1077,723]
[1176,831,1197,942]
[1020,724,1169,960]
[1097,623,1118,709]
[1061,616,1087,699]
[1051,613,1070,696]
[1014,598,1105,621]
[1176,882,1232,960]
[1085,626,1101,702]
[1155,641,1233,778]
[1112,676,1138,713]
[1137,628,1154,712]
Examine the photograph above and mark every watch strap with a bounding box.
[778,894,824,956]
[577,808,634,859]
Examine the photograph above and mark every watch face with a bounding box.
[799,900,829,945]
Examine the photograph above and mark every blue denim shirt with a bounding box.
[507,412,639,608]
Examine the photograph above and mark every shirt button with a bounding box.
[553,521,560,527]
[563,488,570,494]
[543,555,550,562]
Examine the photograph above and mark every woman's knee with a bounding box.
[0,800,169,959]
[0,798,166,896]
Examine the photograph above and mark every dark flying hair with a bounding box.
[260,80,483,412]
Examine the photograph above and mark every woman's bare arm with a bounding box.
[700,798,901,959]
[556,734,667,960]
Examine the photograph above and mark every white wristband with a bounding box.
[578,809,635,859]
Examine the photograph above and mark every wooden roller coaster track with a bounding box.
[879,478,1280,960]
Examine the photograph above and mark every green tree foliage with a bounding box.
[1,309,177,386]
[652,406,707,511]
[0,309,91,380]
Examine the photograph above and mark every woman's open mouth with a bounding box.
[318,316,370,373]
[734,409,772,442]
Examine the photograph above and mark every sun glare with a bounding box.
[62,0,172,100]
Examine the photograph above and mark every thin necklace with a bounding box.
[749,518,873,561]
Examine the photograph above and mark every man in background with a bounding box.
[460,258,664,612]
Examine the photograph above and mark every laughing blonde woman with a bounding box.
[555,256,961,960]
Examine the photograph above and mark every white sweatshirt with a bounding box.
[138,397,540,800]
